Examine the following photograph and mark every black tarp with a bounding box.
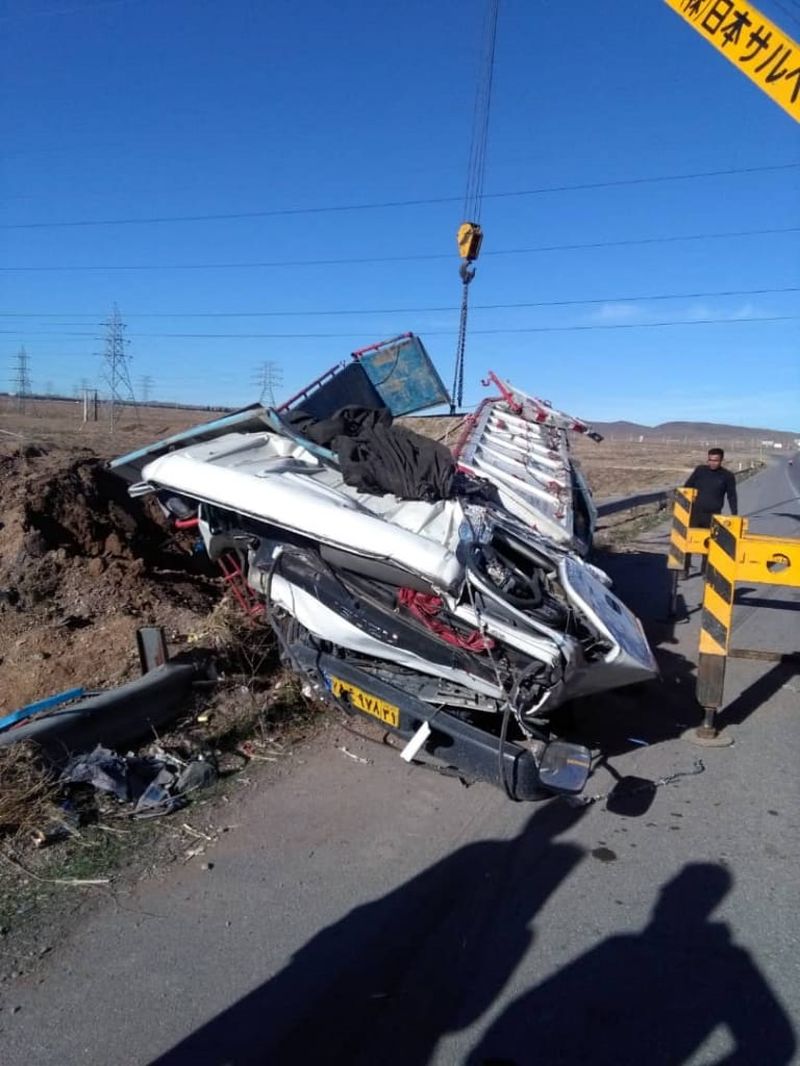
[286,406,456,502]
[288,363,385,421]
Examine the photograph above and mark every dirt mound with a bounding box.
[0,447,220,711]
[17,454,174,560]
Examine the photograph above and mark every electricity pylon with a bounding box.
[252,360,282,407]
[100,305,137,432]
[139,375,154,404]
[12,346,32,412]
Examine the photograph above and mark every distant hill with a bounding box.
[404,413,798,449]
[590,419,799,445]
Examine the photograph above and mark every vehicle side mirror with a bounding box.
[538,741,592,794]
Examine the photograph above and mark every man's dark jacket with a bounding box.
[684,465,738,525]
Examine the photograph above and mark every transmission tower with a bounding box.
[12,346,32,412]
[99,305,137,432]
[139,375,154,404]
[252,360,282,407]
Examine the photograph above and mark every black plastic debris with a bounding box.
[59,744,217,819]
[0,662,205,756]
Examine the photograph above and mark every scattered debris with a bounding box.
[30,821,79,849]
[59,744,218,820]
[0,687,86,733]
[181,823,213,842]
[338,746,369,765]
[566,759,706,809]
[236,737,286,764]
[0,848,110,887]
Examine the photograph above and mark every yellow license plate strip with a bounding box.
[330,676,400,728]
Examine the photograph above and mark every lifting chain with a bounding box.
[451,260,476,414]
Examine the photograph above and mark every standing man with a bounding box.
[683,447,738,573]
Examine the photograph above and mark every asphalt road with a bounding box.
[2,457,798,1066]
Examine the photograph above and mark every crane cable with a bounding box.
[451,0,501,414]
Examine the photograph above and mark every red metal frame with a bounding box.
[351,332,413,359]
[451,403,486,461]
[484,371,523,415]
[217,552,263,618]
[485,370,592,436]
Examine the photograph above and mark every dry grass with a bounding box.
[570,437,761,499]
[184,597,317,748]
[0,396,211,458]
[0,742,57,844]
[4,401,765,502]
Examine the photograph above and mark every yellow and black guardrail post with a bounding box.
[666,487,712,616]
[696,516,800,739]
[696,516,740,737]
[667,487,694,574]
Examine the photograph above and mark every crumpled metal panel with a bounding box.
[356,333,450,415]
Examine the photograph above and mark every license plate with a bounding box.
[330,676,400,728]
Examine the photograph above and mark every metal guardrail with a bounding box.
[596,489,670,517]
[595,463,764,519]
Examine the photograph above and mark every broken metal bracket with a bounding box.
[137,625,170,674]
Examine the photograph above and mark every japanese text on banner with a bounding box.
[664,0,800,122]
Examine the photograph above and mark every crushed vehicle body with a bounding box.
[111,336,657,800]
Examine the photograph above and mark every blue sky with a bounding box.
[1,0,799,429]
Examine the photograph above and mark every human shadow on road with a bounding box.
[467,862,796,1066]
[151,799,586,1066]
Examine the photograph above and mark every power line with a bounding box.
[2,314,797,340]
[2,162,798,230]
[1,224,796,274]
[432,316,800,336]
[0,0,147,22]
[463,0,500,223]
[0,285,797,321]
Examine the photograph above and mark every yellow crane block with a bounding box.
[457,222,483,263]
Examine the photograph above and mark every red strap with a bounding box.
[397,588,494,652]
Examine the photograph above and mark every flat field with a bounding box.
[1,397,763,498]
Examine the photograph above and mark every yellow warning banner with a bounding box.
[664,0,800,122]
